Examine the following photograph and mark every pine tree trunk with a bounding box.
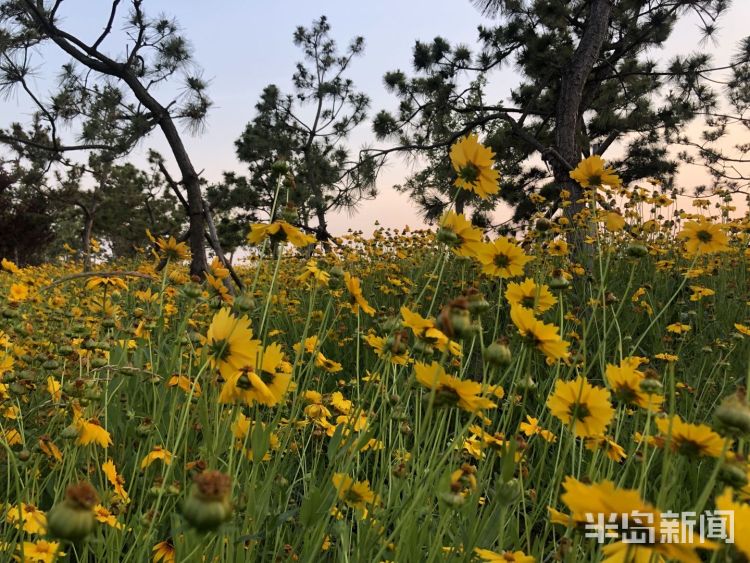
[552,0,613,255]
[155,115,209,279]
[82,212,94,272]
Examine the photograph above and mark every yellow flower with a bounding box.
[6,503,47,534]
[603,211,626,232]
[76,419,112,448]
[666,322,691,334]
[364,333,410,365]
[519,416,556,443]
[218,343,292,407]
[605,357,663,412]
[152,540,175,563]
[569,155,621,188]
[557,477,713,562]
[716,488,750,559]
[449,134,500,199]
[203,308,259,379]
[86,276,128,291]
[473,237,533,279]
[102,459,130,504]
[547,376,614,437]
[155,236,190,261]
[689,285,715,301]
[93,504,123,529]
[208,256,229,279]
[344,272,375,316]
[414,361,496,414]
[437,212,484,256]
[510,306,569,362]
[505,278,557,314]
[247,221,316,248]
[167,375,202,397]
[547,239,568,256]
[297,259,330,286]
[584,435,627,462]
[2,258,20,273]
[677,217,730,254]
[140,446,173,470]
[9,283,29,302]
[474,548,535,562]
[46,377,61,403]
[38,437,62,462]
[17,540,65,563]
[655,415,727,458]
[331,473,379,510]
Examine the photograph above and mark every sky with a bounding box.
[4,0,750,234]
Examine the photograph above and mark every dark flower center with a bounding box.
[459,163,480,184]
[569,402,591,422]
[494,253,511,268]
[209,339,231,361]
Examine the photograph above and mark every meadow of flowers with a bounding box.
[2,137,750,562]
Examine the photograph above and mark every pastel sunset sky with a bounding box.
[4,1,750,233]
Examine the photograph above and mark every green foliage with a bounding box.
[374,0,749,228]
[210,16,375,243]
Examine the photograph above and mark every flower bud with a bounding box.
[47,482,99,542]
[626,244,649,258]
[280,204,299,224]
[329,266,345,279]
[182,283,203,299]
[719,461,749,489]
[495,478,521,505]
[548,276,571,290]
[233,294,255,313]
[271,160,289,175]
[463,288,490,315]
[715,389,750,437]
[436,228,459,246]
[639,378,663,395]
[483,340,512,368]
[182,470,233,532]
[536,218,553,232]
[516,374,536,391]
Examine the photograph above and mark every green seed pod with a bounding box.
[436,227,459,246]
[182,283,203,300]
[329,266,345,279]
[47,482,99,542]
[484,341,512,368]
[464,288,490,315]
[280,204,299,224]
[719,462,749,489]
[516,374,537,391]
[715,389,750,437]
[496,478,522,505]
[42,359,60,371]
[639,378,663,395]
[271,159,289,175]
[626,244,649,258]
[182,470,233,532]
[233,294,255,313]
[548,276,571,290]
